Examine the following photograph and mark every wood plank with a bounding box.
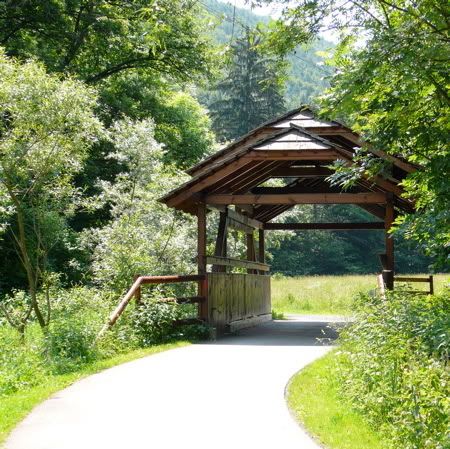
[212,211,228,273]
[227,217,255,234]
[394,277,432,283]
[205,192,386,205]
[227,209,263,229]
[264,222,384,230]
[206,256,270,272]
[139,275,205,284]
[245,150,338,161]
[270,166,332,177]
[197,203,208,319]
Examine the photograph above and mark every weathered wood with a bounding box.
[382,270,394,291]
[385,194,395,273]
[227,209,263,229]
[139,275,206,284]
[197,203,208,320]
[207,273,271,331]
[246,232,256,274]
[212,211,228,272]
[206,256,270,272]
[377,273,386,298]
[270,166,332,177]
[258,229,265,264]
[245,149,339,161]
[205,192,386,205]
[394,276,432,283]
[264,222,384,230]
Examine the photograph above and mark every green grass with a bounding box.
[272,273,449,315]
[286,350,388,449]
[0,341,188,447]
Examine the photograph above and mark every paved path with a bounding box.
[6,317,342,449]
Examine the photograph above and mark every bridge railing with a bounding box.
[97,275,206,339]
[377,271,434,298]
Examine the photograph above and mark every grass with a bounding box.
[0,341,189,447]
[286,350,388,449]
[272,273,449,316]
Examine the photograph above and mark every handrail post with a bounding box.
[134,274,142,305]
[382,270,394,291]
[197,203,208,321]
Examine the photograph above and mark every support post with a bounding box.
[246,232,256,274]
[197,203,208,320]
[212,210,228,272]
[258,229,265,274]
[385,193,395,282]
[134,275,142,305]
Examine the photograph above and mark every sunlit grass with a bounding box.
[272,273,449,316]
[287,350,389,449]
[0,342,189,447]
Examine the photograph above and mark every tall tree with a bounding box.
[262,0,450,267]
[0,51,102,331]
[209,29,286,142]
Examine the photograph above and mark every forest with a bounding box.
[0,1,448,448]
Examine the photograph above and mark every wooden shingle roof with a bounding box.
[160,107,416,221]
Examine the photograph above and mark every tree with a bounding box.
[209,29,287,142]
[0,51,102,331]
[84,119,196,295]
[262,0,450,267]
[0,0,214,84]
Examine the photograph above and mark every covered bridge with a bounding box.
[158,107,417,331]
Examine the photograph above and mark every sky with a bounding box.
[218,0,339,43]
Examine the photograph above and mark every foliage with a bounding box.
[83,118,197,295]
[338,289,450,449]
[0,0,214,84]
[208,28,287,142]
[262,0,450,268]
[0,50,102,329]
[202,0,331,109]
[130,300,179,347]
[287,350,388,449]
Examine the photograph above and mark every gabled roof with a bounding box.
[160,107,417,221]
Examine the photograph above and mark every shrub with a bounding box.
[0,326,46,396]
[338,289,449,449]
[43,287,110,373]
[130,300,180,346]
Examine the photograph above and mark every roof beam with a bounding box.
[264,222,384,230]
[245,150,338,161]
[269,166,332,177]
[205,192,387,205]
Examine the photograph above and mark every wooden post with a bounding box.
[197,203,208,320]
[258,229,265,274]
[385,193,395,278]
[382,270,394,291]
[429,275,434,295]
[246,232,256,274]
[134,275,142,305]
[212,211,228,272]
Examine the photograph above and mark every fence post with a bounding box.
[382,270,394,291]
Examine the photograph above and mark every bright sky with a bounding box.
[219,0,339,43]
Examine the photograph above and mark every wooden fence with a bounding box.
[207,272,271,332]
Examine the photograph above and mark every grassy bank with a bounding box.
[286,350,388,449]
[0,341,188,446]
[272,273,449,315]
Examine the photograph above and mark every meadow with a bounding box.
[271,273,449,316]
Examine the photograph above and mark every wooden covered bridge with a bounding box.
[101,107,420,336]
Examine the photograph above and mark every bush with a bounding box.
[0,326,46,396]
[338,289,449,449]
[43,287,110,373]
[130,300,180,346]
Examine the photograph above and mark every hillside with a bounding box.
[202,0,332,108]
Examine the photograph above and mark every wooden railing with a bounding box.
[377,271,434,298]
[206,256,270,272]
[97,275,206,339]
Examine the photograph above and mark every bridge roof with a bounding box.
[160,106,416,222]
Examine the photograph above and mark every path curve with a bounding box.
[6,317,344,449]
